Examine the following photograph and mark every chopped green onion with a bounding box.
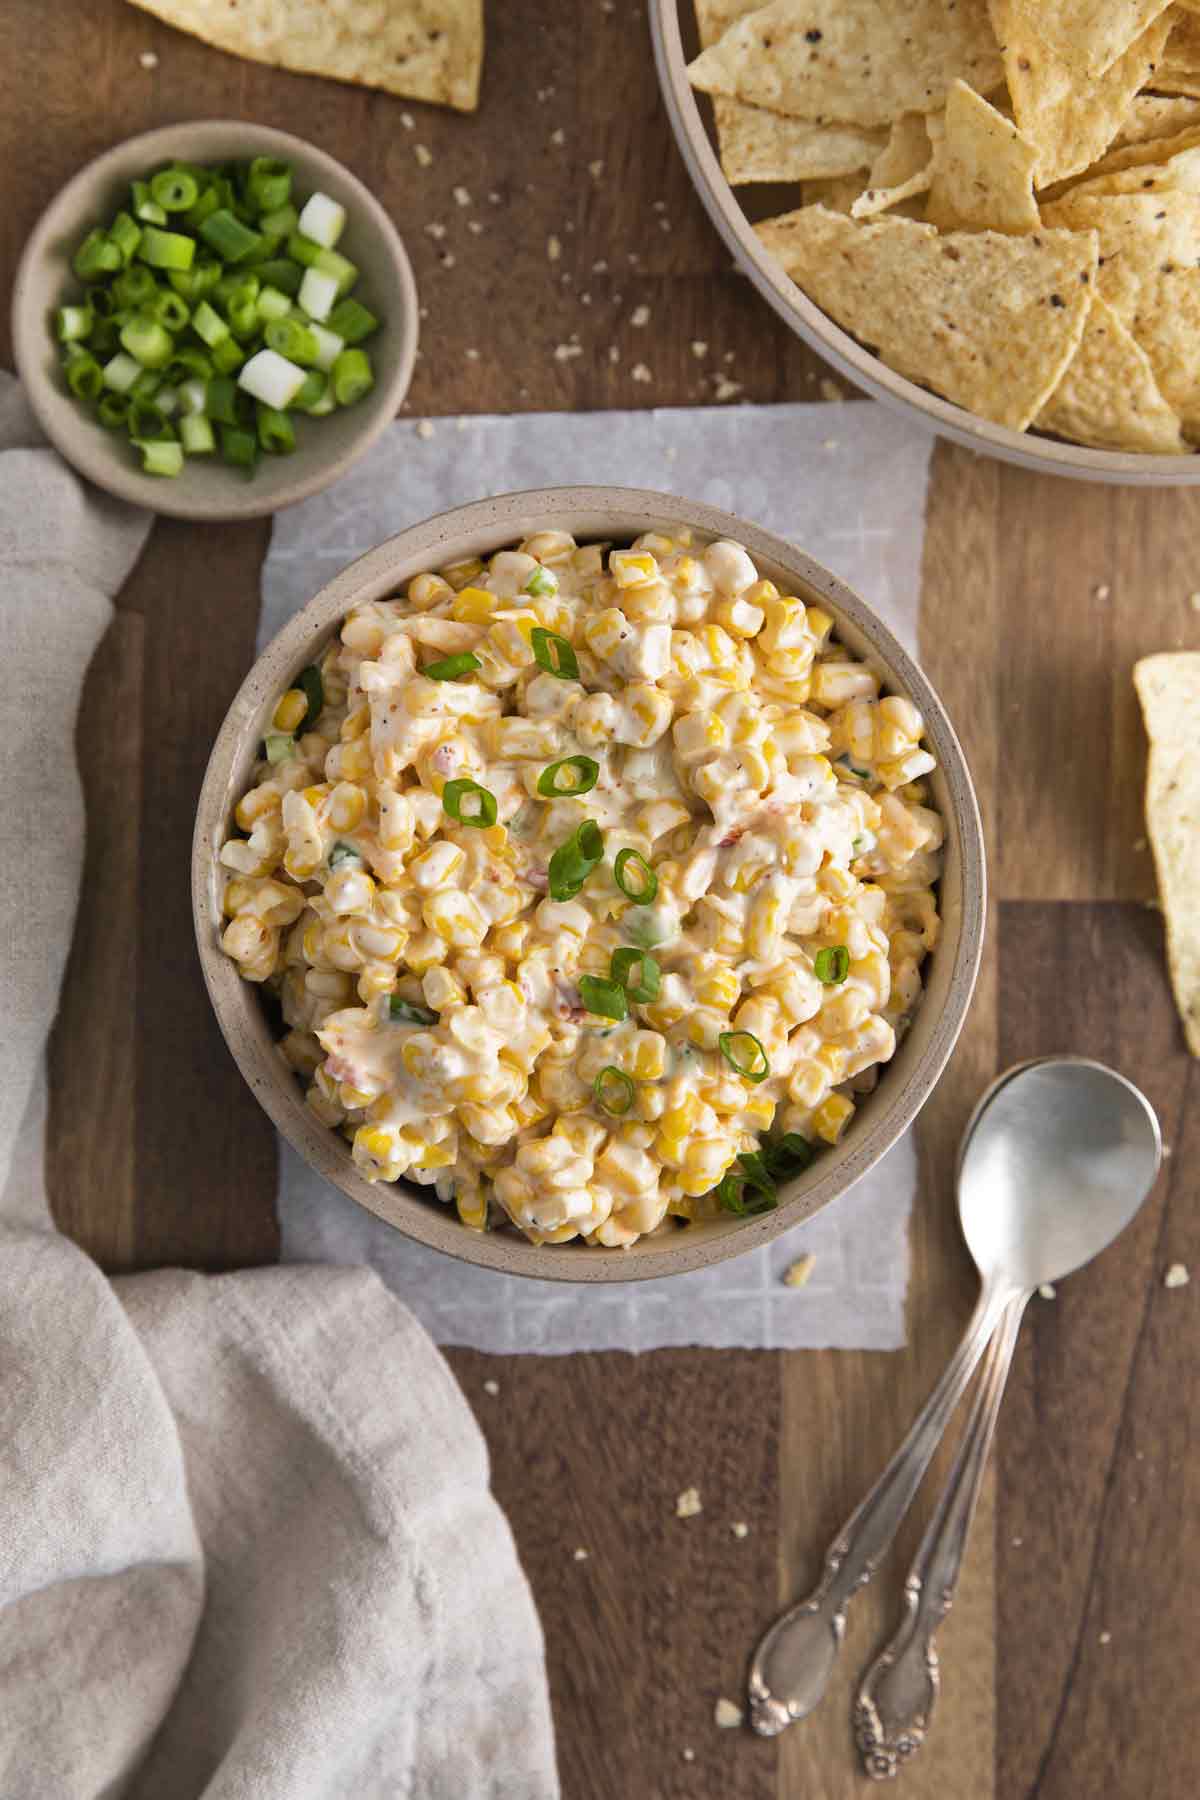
[131,180,167,225]
[536,755,598,798]
[129,399,173,441]
[578,975,628,1022]
[177,376,208,415]
[331,347,374,405]
[530,628,578,680]
[101,352,142,394]
[246,156,292,215]
[326,297,379,343]
[294,370,329,413]
[424,652,482,681]
[137,225,196,271]
[73,230,122,282]
[524,565,559,598]
[112,264,158,310]
[761,1134,815,1179]
[200,208,263,263]
[167,254,222,303]
[442,778,497,828]
[96,390,130,430]
[264,315,320,365]
[119,312,174,369]
[312,245,358,295]
[134,438,184,477]
[297,190,346,248]
[56,304,94,343]
[205,373,239,425]
[179,412,215,455]
[255,284,293,323]
[108,212,142,264]
[147,287,190,332]
[183,183,222,232]
[237,347,306,408]
[718,1030,770,1084]
[129,366,163,403]
[254,257,304,297]
[211,335,246,375]
[220,424,258,469]
[593,1066,636,1116]
[388,994,438,1026]
[613,848,657,903]
[547,818,604,900]
[297,665,324,732]
[226,283,261,339]
[327,841,362,869]
[285,231,324,268]
[610,946,660,1004]
[190,299,229,348]
[150,167,200,213]
[65,353,104,402]
[298,265,340,322]
[813,946,850,985]
[715,1153,778,1217]
[257,403,295,454]
[264,731,294,762]
[258,203,300,243]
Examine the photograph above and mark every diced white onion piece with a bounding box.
[298,191,346,249]
[178,378,208,416]
[237,348,307,409]
[102,352,141,394]
[298,266,339,322]
[308,322,345,372]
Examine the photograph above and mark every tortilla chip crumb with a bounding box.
[730,1520,750,1539]
[414,144,433,168]
[675,1486,702,1518]
[482,1378,499,1395]
[632,363,653,383]
[415,420,435,440]
[1190,592,1200,611]
[783,1253,816,1288]
[139,49,159,68]
[572,1546,590,1561]
[691,340,709,358]
[1164,1262,1190,1288]
[682,1748,696,1763]
[1039,1283,1057,1300]
[715,1698,744,1729]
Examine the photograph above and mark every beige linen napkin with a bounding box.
[0,374,557,1800]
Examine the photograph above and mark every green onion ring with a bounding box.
[530,627,578,680]
[424,652,482,681]
[548,819,604,900]
[593,1066,636,1116]
[578,975,628,1022]
[388,995,438,1025]
[442,778,498,829]
[717,1030,770,1084]
[610,946,661,1004]
[813,945,850,985]
[537,755,599,798]
[613,848,658,903]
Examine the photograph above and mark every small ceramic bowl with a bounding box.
[12,121,418,521]
[193,488,986,1282]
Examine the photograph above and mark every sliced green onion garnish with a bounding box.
[715,1152,778,1216]
[97,390,130,430]
[265,315,320,366]
[536,755,598,798]
[150,167,200,213]
[593,1065,636,1116]
[257,403,295,454]
[246,156,292,215]
[388,994,437,1025]
[220,423,258,470]
[718,1030,770,1084]
[119,315,174,369]
[108,212,142,264]
[331,347,374,406]
[813,946,850,985]
[442,778,497,828]
[547,818,604,900]
[134,438,184,477]
[610,947,660,1004]
[296,665,324,732]
[137,225,196,271]
[424,652,481,681]
[578,975,628,1022]
[761,1133,815,1179]
[73,229,123,282]
[327,841,362,868]
[56,303,94,343]
[524,566,559,597]
[326,297,379,343]
[179,412,215,455]
[531,627,578,680]
[65,354,104,402]
[264,731,294,762]
[200,207,263,264]
[112,264,159,310]
[613,848,657,903]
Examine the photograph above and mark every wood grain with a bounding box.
[4,1,1199,1796]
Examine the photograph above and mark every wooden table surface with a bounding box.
[3,3,1198,1796]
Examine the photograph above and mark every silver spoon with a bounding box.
[748,1057,1162,1739]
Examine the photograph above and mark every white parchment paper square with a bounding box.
[261,401,933,1352]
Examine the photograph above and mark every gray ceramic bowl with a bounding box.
[193,488,986,1282]
[12,121,418,521]
[651,0,1200,488]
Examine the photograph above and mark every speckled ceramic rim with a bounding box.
[650,0,1200,489]
[193,487,986,1282]
[11,121,418,522]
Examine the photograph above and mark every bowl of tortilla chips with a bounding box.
[652,0,1200,483]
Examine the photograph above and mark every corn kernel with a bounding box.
[813,1092,854,1144]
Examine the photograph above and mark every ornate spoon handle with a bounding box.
[747,1287,1008,1737]
[853,1295,1027,1780]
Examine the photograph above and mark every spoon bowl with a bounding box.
[957,1057,1162,1295]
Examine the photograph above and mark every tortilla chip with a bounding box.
[1037,294,1186,450]
[1133,653,1200,1055]
[991,2,1171,184]
[1042,190,1200,425]
[123,0,483,111]
[1057,137,1200,200]
[926,79,1040,231]
[850,114,936,218]
[694,0,885,183]
[1164,7,1200,67]
[1114,94,1200,145]
[687,0,1003,129]
[1148,70,1200,93]
[754,204,1097,428]
[991,0,1173,78]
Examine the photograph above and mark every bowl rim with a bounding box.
[192,484,987,1282]
[11,119,419,522]
[649,0,1200,489]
